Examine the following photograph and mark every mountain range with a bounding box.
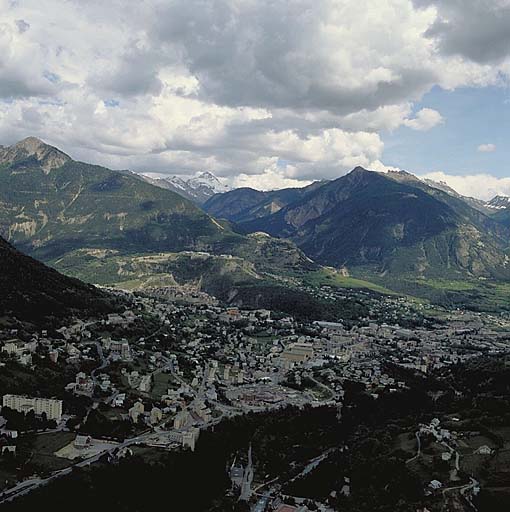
[0,137,318,304]
[204,181,327,224]
[205,168,510,282]
[0,137,238,261]
[3,136,510,311]
[148,167,505,221]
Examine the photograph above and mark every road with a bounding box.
[406,431,421,464]
[309,375,336,400]
[442,477,479,498]
[90,341,108,385]
[250,446,337,511]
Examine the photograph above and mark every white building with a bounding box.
[1,340,37,360]
[139,375,152,393]
[2,394,63,422]
[110,340,131,360]
[281,342,314,368]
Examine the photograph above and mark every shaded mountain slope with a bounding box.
[203,181,326,224]
[0,236,115,324]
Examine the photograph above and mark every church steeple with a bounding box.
[240,444,254,501]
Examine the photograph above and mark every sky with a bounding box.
[1,0,509,199]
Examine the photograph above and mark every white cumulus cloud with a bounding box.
[477,143,497,153]
[421,171,510,200]
[403,108,444,131]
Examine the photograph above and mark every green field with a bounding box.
[17,432,76,475]
[302,267,395,294]
[151,372,175,398]
[28,432,76,454]
[398,277,510,312]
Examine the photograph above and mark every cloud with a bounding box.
[88,42,165,97]
[231,162,313,191]
[366,161,403,173]
[15,19,30,33]
[403,108,444,130]
[414,0,510,64]
[477,143,496,153]
[0,0,508,188]
[152,0,442,114]
[421,171,510,200]
[0,19,61,98]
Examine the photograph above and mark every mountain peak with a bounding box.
[423,178,462,198]
[350,166,371,174]
[196,171,216,179]
[386,169,423,186]
[0,136,71,173]
[337,166,381,185]
[15,136,46,150]
[388,169,415,178]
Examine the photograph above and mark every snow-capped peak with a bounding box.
[141,171,231,204]
[487,195,510,210]
[186,171,231,194]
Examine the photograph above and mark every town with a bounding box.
[1,282,510,511]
